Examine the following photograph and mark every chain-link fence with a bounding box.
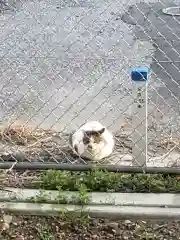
[0,0,180,171]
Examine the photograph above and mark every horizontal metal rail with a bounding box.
[0,162,180,174]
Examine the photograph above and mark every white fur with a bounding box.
[70,121,115,161]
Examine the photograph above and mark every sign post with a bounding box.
[131,67,148,169]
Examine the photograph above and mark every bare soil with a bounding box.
[0,215,180,240]
[0,123,176,166]
[0,125,179,239]
[0,123,133,165]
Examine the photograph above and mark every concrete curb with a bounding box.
[1,202,180,220]
[1,188,180,207]
[1,188,180,219]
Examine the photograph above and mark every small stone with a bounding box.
[98,30,103,34]
[123,236,129,240]
[116,16,121,20]
[141,221,146,224]
[1,222,9,231]
[103,219,109,225]
[12,222,18,226]
[16,236,24,240]
[60,232,65,237]
[92,235,99,239]
[92,218,99,226]
[85,232,91,237]
[107,233,114,238]
[124,220,131,225]
[11,235,17,239]
[135,224,141,230]
[109,222,119,229]
[91,227,99,232]
[116,229,123,236]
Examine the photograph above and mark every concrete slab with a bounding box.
[2,188,180,207]
[1,201,180,220]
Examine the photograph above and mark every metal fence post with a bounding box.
[131,67,148,169]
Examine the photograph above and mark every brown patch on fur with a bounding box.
[83,128,105,145]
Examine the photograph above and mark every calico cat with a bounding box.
[69,121,115,161]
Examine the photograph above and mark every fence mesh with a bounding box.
[0,0,180,170]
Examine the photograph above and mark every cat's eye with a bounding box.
[83,136,90,144]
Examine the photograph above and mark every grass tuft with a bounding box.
[39,169,180,193]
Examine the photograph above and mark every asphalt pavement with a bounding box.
[0,0,179,135]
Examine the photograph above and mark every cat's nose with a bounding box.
[88,145,92,149]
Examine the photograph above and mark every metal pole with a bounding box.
[131,67,148,169]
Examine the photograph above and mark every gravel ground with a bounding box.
[0,215,180,240]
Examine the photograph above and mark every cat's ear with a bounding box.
[98,127,105,134]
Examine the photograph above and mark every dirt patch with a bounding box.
[0,123,177,163]
[0,122,179,173]
[0,215,180,240]
[0,123,134,165]
[0,170,40,188]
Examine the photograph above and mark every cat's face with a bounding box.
[83,128,105,150]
